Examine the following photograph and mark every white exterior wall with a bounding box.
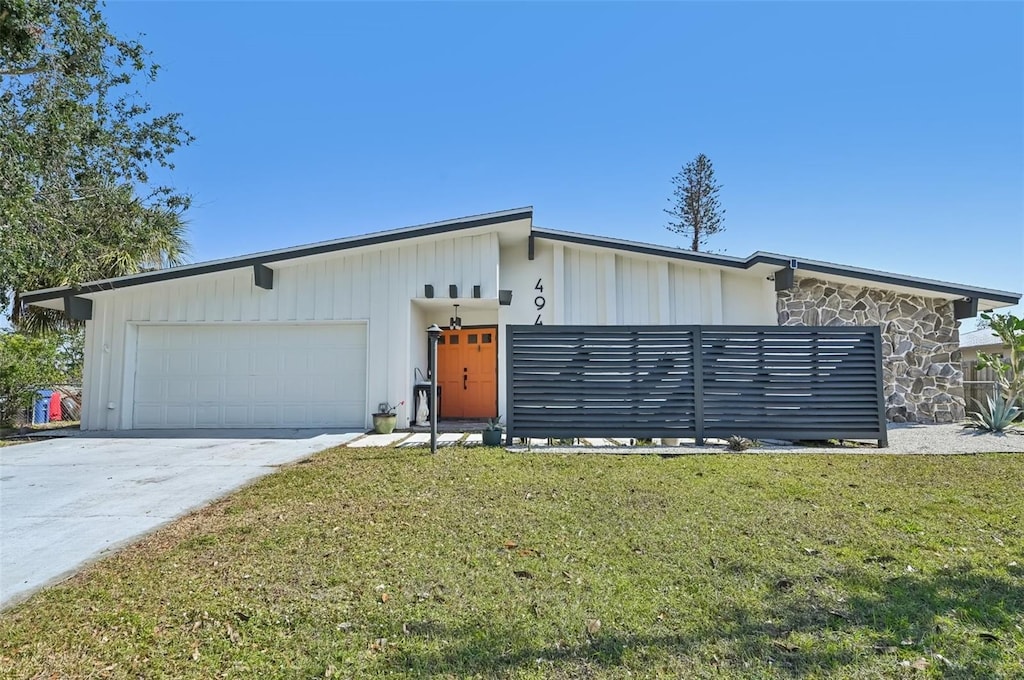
[494,241,555,419]
[492,239,777,420]
[78,224,778,431]
[499,241,777,328]
[80,232,500,430]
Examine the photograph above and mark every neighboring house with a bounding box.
[21,208,1021,430]
[959,327,1011,410]
[959,328,1009,364]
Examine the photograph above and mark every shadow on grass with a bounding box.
[956,428,1024,440]
[345,449,439,462]
[381,565,1022,677]
[384,624,863,677]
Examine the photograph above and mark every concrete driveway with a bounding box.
[0,429,360,609]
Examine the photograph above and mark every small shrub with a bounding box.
[977,312,1024,411]
[726,435,757,452]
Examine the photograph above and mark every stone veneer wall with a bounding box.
[777,277,965,424]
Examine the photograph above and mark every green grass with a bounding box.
[2,449,1023,679]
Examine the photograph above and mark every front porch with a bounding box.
[408,298,502,426]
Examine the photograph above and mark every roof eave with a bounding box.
[21,207,533,305]
[531,227,751,268]
[531,232,1021,308]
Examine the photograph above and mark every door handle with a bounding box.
[463,372,468,390]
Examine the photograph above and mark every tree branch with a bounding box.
[0,64,47,77]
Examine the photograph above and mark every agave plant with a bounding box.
[964,395,1022,433]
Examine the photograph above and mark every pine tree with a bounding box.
[665,154,725,252]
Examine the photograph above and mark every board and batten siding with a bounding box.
[501,240,778,328]
[80,232,500,430]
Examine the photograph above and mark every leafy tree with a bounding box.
[665,153,725,252]
[0,331,63,427]
[55,324,84,382]
[0,0,193,329]
[976,312,1024,414]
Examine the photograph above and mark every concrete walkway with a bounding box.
[0,430,359,610]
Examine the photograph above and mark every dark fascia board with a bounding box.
[748,252,1021,305]
[21,207,534,304]
[532,228,751,270]
[532,228,1021,306]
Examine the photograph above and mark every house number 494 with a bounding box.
[534,279,545,325]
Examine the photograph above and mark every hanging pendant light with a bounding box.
[449,304,462,330]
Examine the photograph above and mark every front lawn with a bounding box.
[2,448,1022,678]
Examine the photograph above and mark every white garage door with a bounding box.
[132,324,367,429]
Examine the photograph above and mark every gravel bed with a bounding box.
[509,423,1024,455]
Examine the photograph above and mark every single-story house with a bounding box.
[21,207,1021,430]
[959,328,1009,364]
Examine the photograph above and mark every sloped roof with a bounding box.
[21,207,1021,314]
[959,328,1004,350]
[532,227,1020,309]
[22,207,533,304]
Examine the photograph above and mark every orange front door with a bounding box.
[437,327,498,419]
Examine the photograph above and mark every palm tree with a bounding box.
[10,191,190,331]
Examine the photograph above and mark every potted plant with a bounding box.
[481,416,504,446]
[372,401,404,434]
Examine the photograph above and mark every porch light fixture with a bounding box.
[449,304,462,330]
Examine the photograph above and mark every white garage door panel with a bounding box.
[133,324,367,429]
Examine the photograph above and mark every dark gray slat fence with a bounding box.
[699,327,886,444]
[506,326,699,439]
[506,325,887,447]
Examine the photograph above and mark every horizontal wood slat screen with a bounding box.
[506,325,887,447]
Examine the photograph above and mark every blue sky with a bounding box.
[107,1,1022,319]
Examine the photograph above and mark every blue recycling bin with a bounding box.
[33,389,54,425]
